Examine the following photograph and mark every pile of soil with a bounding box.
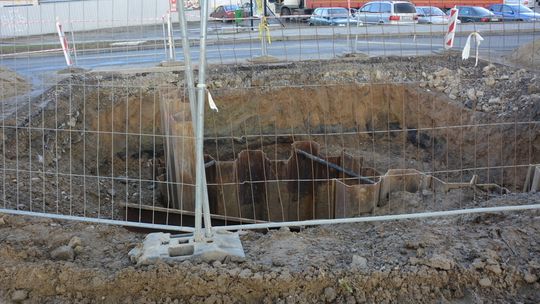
[0,67,30,100]
[0,192,538,303]
[508,39,540,70]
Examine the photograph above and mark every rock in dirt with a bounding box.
[479,277,492,287]
[11,289,28,302]
[485,263,503,275]
[524,272,538,284]
[51,245,75,261]
[69,236,82,248]
[0,217,5,226]
[426,254,454,270]
[324,287,337,302]
[351,255,368,270]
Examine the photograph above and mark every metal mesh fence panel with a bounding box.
[0,0,539,233]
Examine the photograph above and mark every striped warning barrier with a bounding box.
[444,7,458,50]
[55,18,73,67]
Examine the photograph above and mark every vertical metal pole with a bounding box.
[346,2,352,53]
[69,22,79,65]
[162,16,169,58]
[167,12,176,61]
[196,0,213,240]
[177,0,206,241]
[260,0,268,57]
[250,0,254,30]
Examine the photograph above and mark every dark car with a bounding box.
[455,6,501,22]
[308,7,363,26]
[210,5,247,22]
[489,4,540,22]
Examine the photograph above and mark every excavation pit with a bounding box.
[153,81,539,224]
[1,56,539,226]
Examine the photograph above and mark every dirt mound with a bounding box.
[508,39,540,69]
[0,66,30,100]
[0,193,539,303]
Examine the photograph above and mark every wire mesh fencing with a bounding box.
[0,0,539,233]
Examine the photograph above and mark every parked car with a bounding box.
[416,6,461,24]
[455,6,501,22]
[308,7,363,26]
[210,5,247,22]
[355,1,417,24]
[489,4,540,21]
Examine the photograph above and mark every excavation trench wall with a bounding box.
[2,57,539,220]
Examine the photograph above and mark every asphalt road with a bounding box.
[1,30,538,88]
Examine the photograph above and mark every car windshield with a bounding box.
[509,5,533,13]
[328,8,349,16]
[472,7,493,15]
[394,3,416,14]
[223,5,238,11]
[422,7,445,16]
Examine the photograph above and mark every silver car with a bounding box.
[356,1,418,24]
[416,6,461,24]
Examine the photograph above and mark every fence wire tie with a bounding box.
[462,32,484,67]
[258,16,271,44]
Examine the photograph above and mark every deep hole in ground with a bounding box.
[1,56,539,225]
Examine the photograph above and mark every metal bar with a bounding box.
[213,204,540,231]
[295,149,375,184]
[0,209,195,232]
[250,0,254,29]
[161,16,168,58]
[195,0,213,241]
[167,12,176,61]
[120,202,268,224]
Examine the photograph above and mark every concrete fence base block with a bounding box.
[128,230,245,265]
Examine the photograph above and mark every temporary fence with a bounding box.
[0,0,539,244]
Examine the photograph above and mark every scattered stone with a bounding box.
[467,88,477,101]
[239,269,252,279]
[74,245,84,255]
[449,93,457,100]
[482,64,496,75]
[485,263,502,275]
[68,236,82,248]
[472,258,485,270]
[523,272,538,283]
[485,77,496,86]
[351,255,368,270]
[488,97,501,104]
[11,289,28,302]
[66,117,77,128]
[479,277,492,287]
[107,188,116,197]
[324,287,337,302]
[0,217,5,226]
[51,245,75,261]
[426,254,454,270]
